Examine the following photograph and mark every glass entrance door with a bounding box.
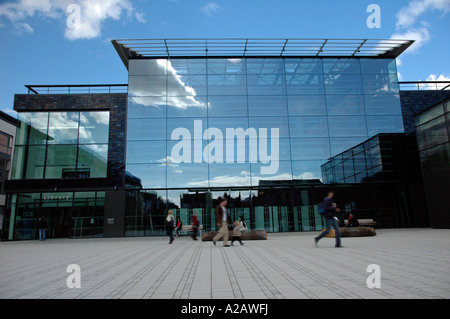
[41,192,72,239]
[44,206,71,238]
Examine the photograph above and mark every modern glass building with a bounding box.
[7,38,439,241]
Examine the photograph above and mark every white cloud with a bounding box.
[391,24,431,53]
[0,0,144,40]
[396,0,450,29]
[199,2,221,16]
[392,0,450,53]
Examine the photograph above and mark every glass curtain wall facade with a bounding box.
[125,57,404,235]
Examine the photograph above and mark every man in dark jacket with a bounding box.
[314,190,342,248]
[38,216,48,241]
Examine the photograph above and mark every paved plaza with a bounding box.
[1,228,449,299]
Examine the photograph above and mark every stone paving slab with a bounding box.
[1,228,449,299]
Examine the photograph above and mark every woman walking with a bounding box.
[166,210,175,244]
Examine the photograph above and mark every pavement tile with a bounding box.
[1,228,450,299]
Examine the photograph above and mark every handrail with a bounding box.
[25,84,128,94]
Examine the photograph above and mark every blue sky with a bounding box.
[0,0,449,115]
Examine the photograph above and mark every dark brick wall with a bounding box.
[400,90,450,134]
[10,93,127,192]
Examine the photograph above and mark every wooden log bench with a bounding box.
[178,225,203,236]
[345,219,377,227]
[201,230,267,241]
[323,226,376,238]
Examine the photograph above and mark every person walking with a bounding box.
[230,220,244,246]
[213,198,232,247]
[38,215,48,241]
[315,190,342,248]
[166,210,175,244]
[191,210,199,240]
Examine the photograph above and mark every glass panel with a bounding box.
[248,117,289,139]
[45,144,77,179]
[328,116,367,137]
[77,144,108,178]
[287,95,326,115]
[127,140,167,164]
[324,74,363,94]
[79,111,109,144]
[127,97,167,118]
[290,138,330,160]
[252,160,292,186]
[207,117,249,137]
[128,76,167,97]
[246,58,285,74]
[129,59,167,76]
[208,74,247,95]
[418,115,448,149]
[168,118,207,140]
[360,59,397,74]
[207,58,246,75]
[203,136,255,164]
[127,118,166,141]
[209,163,251,187]
[326,94,365,115]
[247,74,286,95]
[248,95,287,117]
[72,191,96,238]
[167,163,208,188]
[289,116,329,137]
[366,115,404,136]
[284,58,323,74]
[323,59,360,74]
[15,112,49,145]
[286,74,324,94]
[47,112,79,144]
[167,96,208,117]
[330,137,367,157]
[167,138,199,165]
[26,145,46,179]
[14,113,31,146]
[169,59,207,75]
[291,160,324,181]
[364,94,402,115]
[29,112,49,145]
[167,75,207,96]
[11,146,26,179]
[353,152,367,173]
[362,74,399,94]
[126,164,166,188]
[208,95,248,117]
[415,104,444,126]
[445,101,450,114]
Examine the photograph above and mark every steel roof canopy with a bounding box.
[112,38,414,69]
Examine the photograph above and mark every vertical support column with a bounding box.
[103,189,126,237]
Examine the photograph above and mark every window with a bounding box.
[12,111,109,179]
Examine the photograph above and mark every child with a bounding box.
[230,220,244,246]
[175,217,182,237]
